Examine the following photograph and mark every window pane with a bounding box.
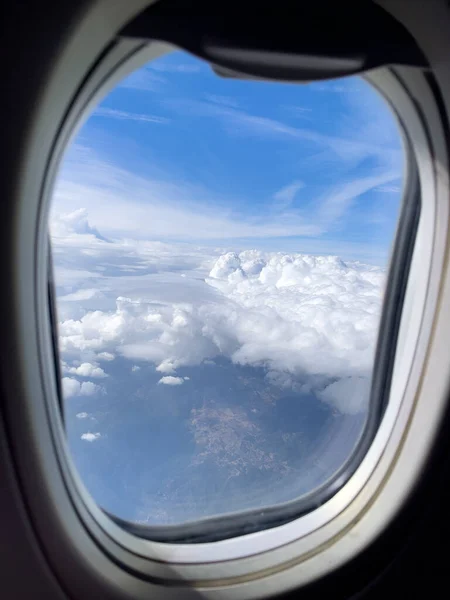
[50,50,404,527]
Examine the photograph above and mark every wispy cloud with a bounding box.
[163,98,402,174]
[375,185,402,194]
[204,94,240,108]
[119,69,166,92]
[272,181,304,211]
[280,105,313,120]
[53,145,397,245]
[312,83,362,93]
[315,170,400,226]
[94,108,170,124]
[149,62,202,74]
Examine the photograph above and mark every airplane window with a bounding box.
[49,49,405,532]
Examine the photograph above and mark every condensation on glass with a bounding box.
[50,49,405,527]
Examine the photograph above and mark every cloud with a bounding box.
[204,94,240,108]
[280,105,313,120]
[52,149,396,248]
[149,62,201,74]
[51,208,109,241]
[80,381,102,396]
[314,171,399,227]
[81,432,101,442]
[97,352,115,361]
[52,163,323,242]
[164,96,401,173]
[93,107,170,125]
[158,376,185,386]
[119,68,166,92]
[57,248,384,413]
[58,289,104,302]
[318,377,371,415]
[62,377,81,398]
[376,185,402,194]
[156,360,177,374]
[131,365,140,372]
[61,377,102,398]
[76,412,89,419]
[66,362,107,378]
[272,181,304,211]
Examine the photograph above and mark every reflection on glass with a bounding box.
[50,50,404,525]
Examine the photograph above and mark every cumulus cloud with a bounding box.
[62,377,81,398]
[131,365,140,372]
[156,360,177,374]
[81,432,101,442]
[66,362,107,378]
[158,376,185,386]
[76,412,89,419]
[80,381,101,396]
[51,208,109,241]
[57,248,384,413]
[61,377,102,398]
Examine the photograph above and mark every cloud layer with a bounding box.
[56,228,384,414]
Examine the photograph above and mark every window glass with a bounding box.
[50,50,404,526]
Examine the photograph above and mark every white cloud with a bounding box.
[155,360,177,374]
[76,412,89,419]
[61,377,101,398]
[164,96,402,174]
[81,432,101,442]
[93,107,170,125]
[119,68,165,92]
[51,144,398,250]
[97,352,115,361]
[58,288,104,302]
[281,105,313,120]
[131,365,140,372]
[376,185,402,193]
[80,381,101,396]
[205,94,240,108]
[314,171,399,227]
[62,377,80,398]
[66,362,107,378]
[57,247,384,413]
[272,181,304,211]
[52,170,321,242]
[51,207,108,240]
[150,62,201,74]
[158,376,185,386]
[318,377,372,415]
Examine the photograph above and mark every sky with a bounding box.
[55,49,404,264]
[50,49,405,525]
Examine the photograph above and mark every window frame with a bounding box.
[52,51,421,546]
[1,0,450,597]
[39,43,444,567]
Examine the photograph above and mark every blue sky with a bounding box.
[56,49,404,265]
